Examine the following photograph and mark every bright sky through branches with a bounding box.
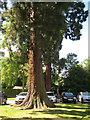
[59,2,88,63]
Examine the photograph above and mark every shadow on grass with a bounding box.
[1,103,90,120]
[0,116,62,120]
[56,103,90,109]
[33,109,89,119]
[27,104,90,120]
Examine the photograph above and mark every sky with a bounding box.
[59,2,89,63]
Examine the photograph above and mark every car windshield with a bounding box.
[19,92,27,96]
[82,92,90,96]
[65,93,74,96]
[47,92,54,96]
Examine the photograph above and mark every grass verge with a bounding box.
[7,98,15,100]
[0,103,90,120]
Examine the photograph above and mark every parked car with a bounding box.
[46,91,57,103]
[77,92,90,103]
[61,92,77,103]
[15,92,27,104]
[0,91,7,105]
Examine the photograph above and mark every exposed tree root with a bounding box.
[17,91,55,110]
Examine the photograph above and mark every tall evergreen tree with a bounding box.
[2,2,88,109]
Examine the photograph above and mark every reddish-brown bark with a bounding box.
[19,41,55,109]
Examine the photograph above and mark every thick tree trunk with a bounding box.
[46,63,52,91]
[19,3,55,109]
[19,42,55,109]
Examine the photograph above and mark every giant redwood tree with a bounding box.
[2,2,88,109]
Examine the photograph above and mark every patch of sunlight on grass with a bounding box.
[26,112,56,118]
[25,108,85,119]
[0,103,90,119]
[47,108,86,119]
[0,105,29,118]
[55,103,89,108]
[84,115,90,118]
[58,107,86,112]
[55,114,82,119]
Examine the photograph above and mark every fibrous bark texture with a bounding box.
[46,63,52,91]
[19,42,55,109]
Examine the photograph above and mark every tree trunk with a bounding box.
[46,63,52,91]
[19,3,55,109]
[19,42,55,109]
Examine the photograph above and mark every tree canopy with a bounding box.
[2,2,88,61]
[61,64,90,95]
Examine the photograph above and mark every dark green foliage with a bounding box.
[0,0,7,10]
[59,56,90,95]
[3,88,22,98]
[1,54,29,88]
[58,54,90,95]
[61,65,90,95]
[0,0,7,31]
[65,53,79,70]
[82,58,90,72]
[51,53,90,95]
[65,2,88,40]
[1,57,19,88]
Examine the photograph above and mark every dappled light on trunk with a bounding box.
[46,63,52,91]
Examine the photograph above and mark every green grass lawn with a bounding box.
[0,103,90,120]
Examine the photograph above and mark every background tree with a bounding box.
[1,56,29,89]
[0,0,7,91]
[81,58,90,91]
[59,55,90,95]
[50,58,66,97]
[0,0,7,31]
[61,65,89,95]
[1,56,19,88]
[61,53,79,78]
[44,2,88,92]
[51,53,79,96]
[82,58,90,72]
[18,63,29,92]
[45,37,63,91]
[65,53,79,69]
